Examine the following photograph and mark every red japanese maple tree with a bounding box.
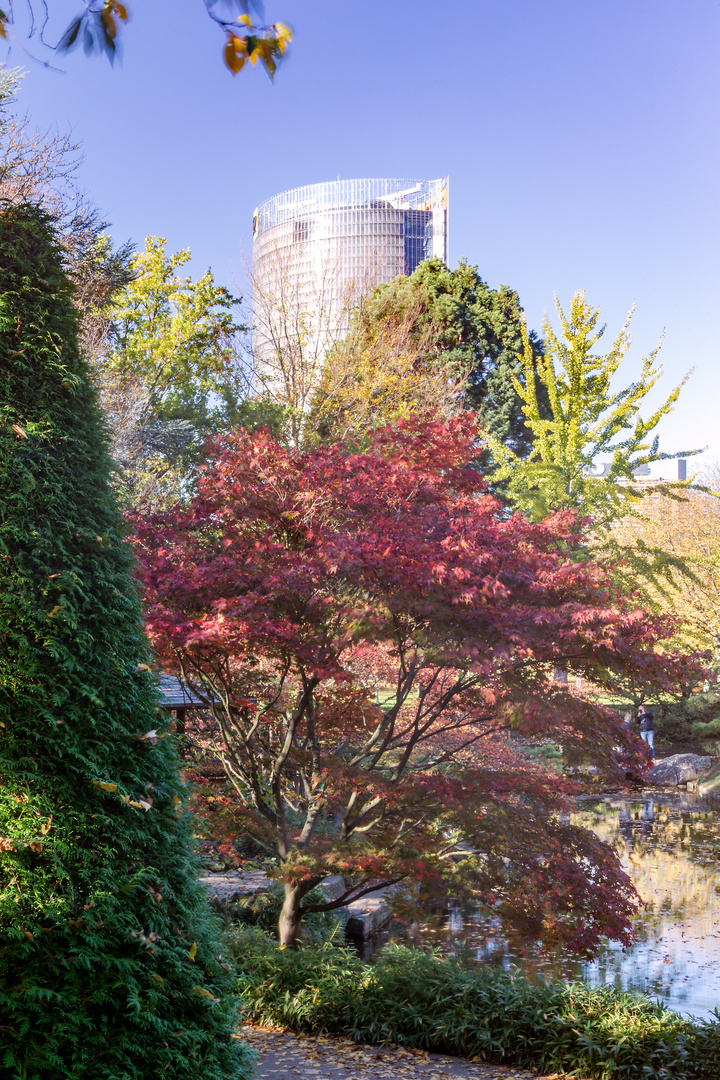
[132,416,691,949]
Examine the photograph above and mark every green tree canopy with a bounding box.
[311,257,548,458]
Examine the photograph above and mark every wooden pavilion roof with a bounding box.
[156,674,211,710]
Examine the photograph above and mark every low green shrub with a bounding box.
[229,935,720,1080]
[649,694,720,751]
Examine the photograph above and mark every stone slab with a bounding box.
[199,869,393,939]
[199,869,270,902]
[343,886,394,937]
[319,873,347,902]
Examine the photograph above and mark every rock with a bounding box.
[317,874,346,902]
[649,754,712,786]
[199,868,397,940]
[199,869,270,904]
[343,886,394,938]
[199,870,350,905]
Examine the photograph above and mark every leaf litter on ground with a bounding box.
[240,1025,578,1080]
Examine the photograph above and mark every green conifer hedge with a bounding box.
[0,203,251,1079]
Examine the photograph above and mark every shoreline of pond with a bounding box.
[356,785,720,1020]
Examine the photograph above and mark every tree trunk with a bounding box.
[278,882,305,948]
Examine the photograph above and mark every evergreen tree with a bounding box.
[320,257,548,459]
[0,203,251,1078]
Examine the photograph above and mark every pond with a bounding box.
[371,791,720,1019]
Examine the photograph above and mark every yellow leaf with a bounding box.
[134,729,159,745]
[11,423,27,439]
[238,12,252,25]
[127,798,151,810]
[136,663,151,671]
[93,781,118,793]
[101,9,117,39]
[113,2,128,19]
[150,972,164,985]
[188,941,197,962]
[274,21,292,41]
[46,606,62,619]
[40,815,53,835]
[224,35,247,74]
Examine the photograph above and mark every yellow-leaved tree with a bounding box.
[486,290,698,529]
[307,281,468,447]
[613,476,720,659]
[96,235,246,506]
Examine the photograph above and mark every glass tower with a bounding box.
[251,178,449,368]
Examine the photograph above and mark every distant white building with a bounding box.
[251,178,449,370]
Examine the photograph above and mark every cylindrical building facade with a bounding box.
[251,178,448,373]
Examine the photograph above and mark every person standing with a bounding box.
[637,704,655,759]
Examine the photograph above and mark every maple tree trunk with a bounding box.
[278,882,306,949]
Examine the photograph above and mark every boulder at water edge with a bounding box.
[649,754,713,786]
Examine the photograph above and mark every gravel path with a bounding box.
[241,1026,577,1080]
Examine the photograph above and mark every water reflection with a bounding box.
[374,792,720,1019]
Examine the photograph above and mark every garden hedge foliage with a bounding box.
[0,203,251,1078]
[232,934,720,1080]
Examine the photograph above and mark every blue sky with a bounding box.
[9,0,720,469]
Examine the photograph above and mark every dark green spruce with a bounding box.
[0,204,251,1079]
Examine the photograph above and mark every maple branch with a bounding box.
[301,876,406,915]
[420,728,505,770]
[218,713,276,824]
[339,789,358,841]
[178,653,277,825]
[348,651,419,769]
[388,812,428,849]
[389,671,482,780]
[296,800,323,847]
